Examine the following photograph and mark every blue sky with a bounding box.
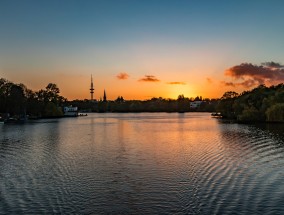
[1,0,284,99]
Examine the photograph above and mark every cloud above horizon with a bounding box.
[116,72,129,80]
[167,82,186,85]
[261,61,284,69]
[221,79,258,88]
[138,75,160,82]
[223,62,284,88]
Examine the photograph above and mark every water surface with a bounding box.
[1,113,284,214]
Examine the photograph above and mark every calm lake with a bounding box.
[1,113,284,214]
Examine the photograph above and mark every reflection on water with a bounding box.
[1,113,284,214]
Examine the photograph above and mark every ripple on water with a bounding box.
[193,123,284,214]
[1,113,284,214]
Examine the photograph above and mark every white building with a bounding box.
[64,106,78,117]
[190,101,203,109]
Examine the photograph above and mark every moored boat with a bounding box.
[211,112,222,118]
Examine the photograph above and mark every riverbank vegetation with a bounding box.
[1,77,283,122]
[217,84,284,122]
[67,96,218,113]
[0,78,217,119]
[0,78,66,119]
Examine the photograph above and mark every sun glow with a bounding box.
[167,84,195,99]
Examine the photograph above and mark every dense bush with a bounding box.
[266,103,284,122]
[217,84,284,122]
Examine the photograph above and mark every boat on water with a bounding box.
[211,112,222,118]
[0,114,27,124]
[3,119,26,124]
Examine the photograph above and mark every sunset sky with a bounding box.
[1,0,284,100]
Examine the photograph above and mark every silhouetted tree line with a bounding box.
[0,78,219,119]
[108,96,217,113]
[217,84,284,122]
[67,95,218,113]
[2,77,283,122]
[0,78,66,118]
[2,78,284,122]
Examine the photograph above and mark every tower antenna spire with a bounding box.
[90,74,94,101]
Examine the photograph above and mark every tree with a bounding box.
[7,84,26,116]
[221,91,238,100]
[45,83,61,104]
[237,106,261,122]
[43,102,63,117]
[177,94,185,101]
[217,91,239,118]
[0,79,13,113]
[115,96,124,103]
[266,103,284,122]
[194,96,201,101]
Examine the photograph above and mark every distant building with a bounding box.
[64,106,78,116]
[190,101,203,109]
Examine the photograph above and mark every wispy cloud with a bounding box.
[221,79,258,88]
[167,82,186,85]
[223,62,284,88]
[221,81,236,87]
[116,72,129,80]
[138,75,160,82]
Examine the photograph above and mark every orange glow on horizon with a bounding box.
[2,65,233,101]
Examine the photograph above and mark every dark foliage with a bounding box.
[217,84,284,122]
[0,78,65,118]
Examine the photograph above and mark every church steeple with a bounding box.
[103,89,107,102]
[90,75,94,101]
